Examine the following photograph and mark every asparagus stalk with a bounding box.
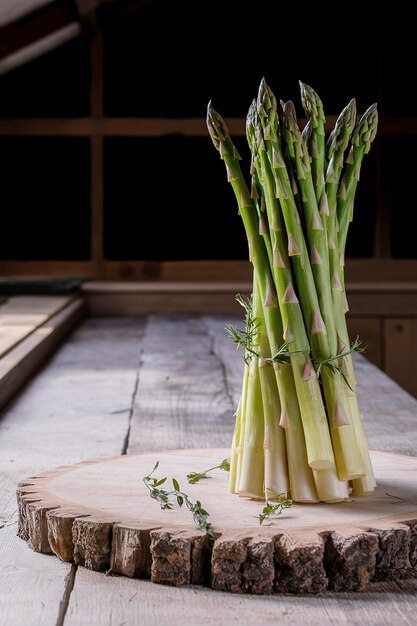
[282,98,337,355]
[255,87,329,358]
[254,281,289,500]
[238,351,265,498]
[299,81,326,205]
[229,361,248,493]
[325,98,357,260]
[257,82,365,481]
[249,102,351,499]
[247,98,335,472]
[333,104,378,495]
[207,80,378,504]
[208,103,319,501]
[338,105,379,254]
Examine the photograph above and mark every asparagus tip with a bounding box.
[206,102,230,152]
[327,98,357,158]
[352,103,378,152]
[299,80,325,127]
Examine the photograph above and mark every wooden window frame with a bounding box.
[1,32,417,282]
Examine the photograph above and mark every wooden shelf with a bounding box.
[0,295,86,410]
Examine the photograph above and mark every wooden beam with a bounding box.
[0,117,246,137]
[374,137,391,258]
[0,22,81,76]
[0,115,414,138]
[2,259,417,283]
[0,116,338,137]
[89,31,104,277]
[377,117,417,136]
[0,260,95,277]
[0,0,50,28]
[0,295,75,358]
[0,1,77,60]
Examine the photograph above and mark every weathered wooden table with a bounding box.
[2,316,417,625]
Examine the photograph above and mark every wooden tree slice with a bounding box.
[17,449,417,594]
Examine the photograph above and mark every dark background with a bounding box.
[0,1,412,262]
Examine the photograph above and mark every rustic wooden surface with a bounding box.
[17,448,417,594]
[80,281,417,396]
[2,316,417,624]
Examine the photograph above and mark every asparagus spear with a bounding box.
[247,99,336,474]
[257,81,365,481]
[338,104,378,254]
[207,81,378,503]
[333,104,378,495]
[282,97,337,355]
[299,81,326,205]
[208,103,319,501]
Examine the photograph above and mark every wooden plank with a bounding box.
[203,315,243,407]
[86,293,250,316]
[384,318,417,398]
[63,564,417,626]
[99,260,252,283]
[1,115,413,137]
[0,115,335,139]
[354,354,417,455]
[0,117,247,137]
[0,0,49,28]
[0,298,86,409]
[0,295,73,358]
[86,286,417,316]
[320,580,417,626]
[0,530,72,626]
[347,293,417,316]
[0,22,81,76]
[0,295,72,322]
[89,31,104,279]
[0,325,36,358]
[345,259,417,283]
[347,282,417,293]
[347,317,382,367]
[83,282,252,317]
[2,259,417,286]
[83,280,417,295]
[0,260,95,277]
[128,316,234,452]
[82,281,252,293]
[0,259,253,281]
[0,318,145,626]
[63,568,336,626]
[0,0,76,60]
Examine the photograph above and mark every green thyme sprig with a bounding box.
[258,490,293,525]
[313,335,364,390]
[187,458,230,484]
[226,320,307,367]
[265,342,309,365]
[226,293,258,364]
[143,462,214,537]
[225,323,259,364]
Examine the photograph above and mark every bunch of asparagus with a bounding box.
[207,80,378,503]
